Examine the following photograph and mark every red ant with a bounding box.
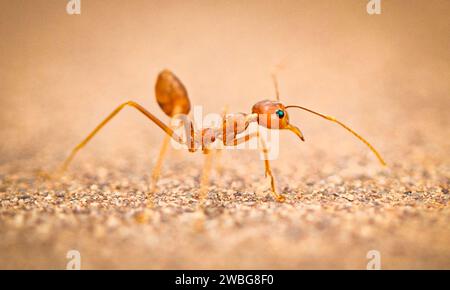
[60,70,385,203]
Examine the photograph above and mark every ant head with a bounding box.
[252,100,305,141]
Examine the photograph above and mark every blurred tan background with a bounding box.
[0,0,449,269]
[1,0,448,164]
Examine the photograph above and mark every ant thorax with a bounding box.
[168,105,280,158]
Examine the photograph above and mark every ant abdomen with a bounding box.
[155,69,191,117]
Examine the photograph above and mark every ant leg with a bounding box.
[215,106,229,175]
[192,150,214,232]
[221,131,284,202]
[172,114,196,152]
[60,101,183,173]
[146,133,172,208]
[214,146,224,177]
[198,149,214,209]
[191,148,214,232]
[149,133,171,194]
[149,107,190,194]
[257,131,286,202]
[223,131,286,201]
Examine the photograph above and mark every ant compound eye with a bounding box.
[276,109,285,119]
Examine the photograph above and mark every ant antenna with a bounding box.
[285,105,386,166]
[271,73,280,101]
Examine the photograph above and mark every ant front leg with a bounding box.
[257,131,286,202]
[223,131,285,202]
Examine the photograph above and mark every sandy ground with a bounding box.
[0,1,449,269]
[1,145,449,269]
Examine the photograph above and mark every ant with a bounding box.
[60,69,386,203]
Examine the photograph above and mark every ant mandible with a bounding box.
[60,69,386,203]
